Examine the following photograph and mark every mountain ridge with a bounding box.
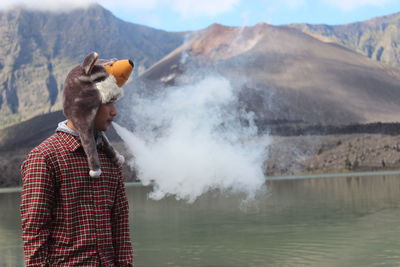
[0,4,184,128]
[289,12,400,68]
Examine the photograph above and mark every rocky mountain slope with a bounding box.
[0,4,184,128]
[266,133,400,176]
[124,23,400,128]
[289,12,400,68]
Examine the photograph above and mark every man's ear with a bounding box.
[82,52,99,75]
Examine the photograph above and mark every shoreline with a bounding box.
[267,169,400,181]
[2,169,400,194]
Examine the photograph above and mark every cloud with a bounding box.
[0,0,158,11]
[323,0,396,11]
[0,0,94,11]
[170,0,240,18]
[0,0,239,20]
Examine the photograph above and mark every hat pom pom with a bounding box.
[89,169,102,177]
[116,154,125,167]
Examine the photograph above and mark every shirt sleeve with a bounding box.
[111,170,134,267]
[20,150,55,266]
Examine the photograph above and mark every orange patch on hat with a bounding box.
[104,59,134,87]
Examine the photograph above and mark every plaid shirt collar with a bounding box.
[57,131,82,152]
[56,120,104,152]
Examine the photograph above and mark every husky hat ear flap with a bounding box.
[83,52,99,74]
[63,52,134,177]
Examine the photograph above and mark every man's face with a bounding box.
[94,102,117,131]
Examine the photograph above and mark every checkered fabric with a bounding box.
[20,131,134,266]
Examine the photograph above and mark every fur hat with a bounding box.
[63,52,134,177]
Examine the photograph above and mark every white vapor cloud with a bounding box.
[114,75,267,203]
[323,0,396,11]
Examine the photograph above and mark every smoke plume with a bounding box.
[113,75,268,203]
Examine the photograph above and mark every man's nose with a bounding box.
[110,105,117,116]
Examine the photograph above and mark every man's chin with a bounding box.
[95,125,109,132]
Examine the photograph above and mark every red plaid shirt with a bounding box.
[20,131,134,266]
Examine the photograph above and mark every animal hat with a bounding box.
[63,52,134,177]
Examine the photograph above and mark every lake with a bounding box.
[2,173,400,266]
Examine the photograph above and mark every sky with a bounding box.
[1,0,400,32]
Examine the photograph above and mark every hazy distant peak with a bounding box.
[288,11,400,68]
[362,11,400,25]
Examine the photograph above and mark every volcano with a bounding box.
[131,23,400,128]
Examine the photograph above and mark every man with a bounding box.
[20,53,134,266]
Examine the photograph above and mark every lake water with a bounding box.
[2,174,400,266]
